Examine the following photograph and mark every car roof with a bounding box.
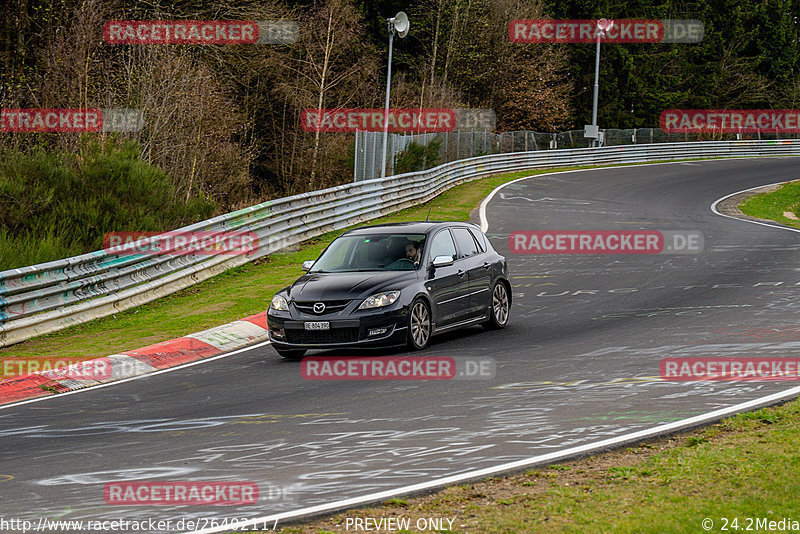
[343,221,481,236]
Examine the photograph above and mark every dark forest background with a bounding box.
[1,0,799,206]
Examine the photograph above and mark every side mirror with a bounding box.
[302,260,315,272]
[432,255,454,268]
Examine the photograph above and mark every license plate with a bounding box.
[304,321,330,331]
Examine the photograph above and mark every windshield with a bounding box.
[309,233,426,272]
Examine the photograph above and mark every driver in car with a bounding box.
[405,241,421,266]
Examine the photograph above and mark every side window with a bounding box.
[429,230,457,261]
[452,228,479,258]
[468,228,486,253]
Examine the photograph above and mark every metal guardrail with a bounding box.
[353,128,800,181]
[2,139,799,347]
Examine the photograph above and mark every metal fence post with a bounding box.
[369,131,376,179]
[353,129,359,182]
[471,131,476,157]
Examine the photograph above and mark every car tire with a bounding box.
[275,348,307,360]
[484,280,510,330]
[407,298,432,350]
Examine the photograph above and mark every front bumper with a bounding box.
[267,305,408,349]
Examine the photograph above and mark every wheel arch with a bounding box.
[495,276,512,306]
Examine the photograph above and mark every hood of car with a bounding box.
[287,270,418,301]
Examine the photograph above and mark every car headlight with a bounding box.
[358,290,401,310]
[270,295,289,311]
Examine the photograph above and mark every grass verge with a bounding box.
[246,399,800,533]
[1,166,577,370]
[4,157,800,531]
[1,157,791,371]
[739,179,800,228]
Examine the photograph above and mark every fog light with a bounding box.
[368,327,388,337]
[271,328,285,338]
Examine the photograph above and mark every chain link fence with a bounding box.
[354,128,800,182]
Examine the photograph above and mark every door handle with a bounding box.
[457,269,467,278]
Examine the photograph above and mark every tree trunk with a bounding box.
[309,9,335,190]
[430,0,442,88]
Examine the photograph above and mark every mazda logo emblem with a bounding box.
[313,302,326,314]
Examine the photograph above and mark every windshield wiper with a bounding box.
[333,268,383,272]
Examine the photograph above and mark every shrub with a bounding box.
[393,137,443,175]
[0,137,216,271]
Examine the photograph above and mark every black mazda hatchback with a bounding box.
[267,221,511,359]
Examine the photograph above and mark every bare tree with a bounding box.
[267,0,378,191]
[485,0,573,130]
[712,40,773,108]
[22,0,259,210]
[131,45,253,207]
[287,0,378,188]
[414,0,573,130]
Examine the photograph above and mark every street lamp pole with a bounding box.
[588,18,613,148]
[380,12,409,179]
[380,25,395,178]
[590,31,601,147]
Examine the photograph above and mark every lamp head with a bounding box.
[391,11,409,38]
[597,18,614,33]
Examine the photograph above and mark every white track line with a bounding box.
[709,180,800,234]
[477,157,782,233]
[189,386,800,533]
[4,159,797,532]
[191,159,800,534]
[0,340,272,411]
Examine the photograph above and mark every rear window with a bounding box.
[452,228,479,258]
[468,228,486,252]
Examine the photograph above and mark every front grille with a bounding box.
[284,327,360,344]
[294,300,350,315]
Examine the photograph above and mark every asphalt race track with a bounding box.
[2,157,800,531]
